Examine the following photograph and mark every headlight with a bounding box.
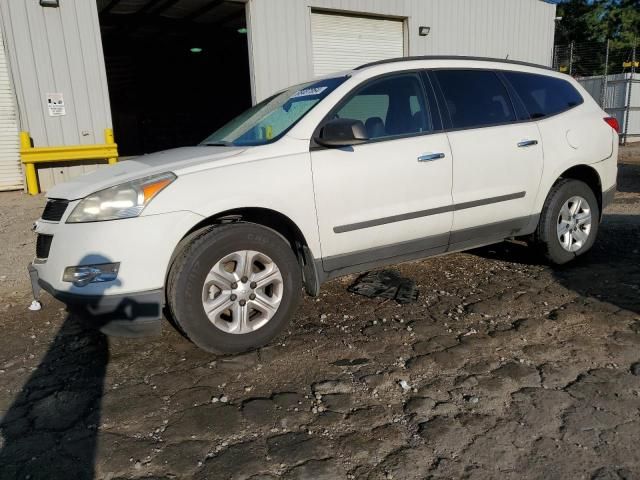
[66,172,176,223]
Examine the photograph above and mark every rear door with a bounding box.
[431,69,544,246]
[502,71,613,167]
[311,72,453,272]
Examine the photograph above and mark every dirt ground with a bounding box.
[0,146,639,480]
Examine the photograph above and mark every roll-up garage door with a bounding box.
[0,24,21,191]
[311,11,405,77]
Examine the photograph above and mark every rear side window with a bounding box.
[503,72,584,119]
[433,70,516,129]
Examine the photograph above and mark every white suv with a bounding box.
[31,57,618,353]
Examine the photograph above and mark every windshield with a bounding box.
[201,76,348,147]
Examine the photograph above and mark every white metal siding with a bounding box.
[578,73,640,142]
[0,0,113,192]
[248,0,557,101]
[311,12,404,77]
[0,20,21,191]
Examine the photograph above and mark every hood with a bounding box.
[46,146,247,200]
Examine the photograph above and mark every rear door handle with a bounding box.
[517,140,539,148]
[418,152,445,162]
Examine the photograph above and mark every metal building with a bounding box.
[578,73,639,143]
[0,18,21,191]
[0,0,557,193]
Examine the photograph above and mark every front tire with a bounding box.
[167,224,302,353]
[534,179,600,265]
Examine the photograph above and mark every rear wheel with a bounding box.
[534,179,600,265]
[167,224,302,353]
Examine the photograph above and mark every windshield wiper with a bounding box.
[203,141,233,147]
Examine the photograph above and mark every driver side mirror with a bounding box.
[315,118,369,148]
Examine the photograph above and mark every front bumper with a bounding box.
[38,276,164,337]
[28,210,203,337]
[32,210,203,296]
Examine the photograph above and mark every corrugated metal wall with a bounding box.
[579,73,640,142]
[0,0,113,192]
[247,0,557,101]
[0,16,22,191]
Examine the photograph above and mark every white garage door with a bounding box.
[0,24,21,191]
[311,12,405,77]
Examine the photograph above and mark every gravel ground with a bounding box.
[0,146,639,480]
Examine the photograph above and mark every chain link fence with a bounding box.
[553,40,639,144]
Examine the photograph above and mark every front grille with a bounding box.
[36,234,53,259]
[41,199,68,222]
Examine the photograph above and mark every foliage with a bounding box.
[556,0,640,49]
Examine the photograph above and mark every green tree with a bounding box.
[557,0,639,49]
[556,0,598,44]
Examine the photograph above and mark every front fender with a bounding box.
[145,151,322,259]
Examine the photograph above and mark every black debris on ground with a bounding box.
[348,269,419,304]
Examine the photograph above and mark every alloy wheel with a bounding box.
[201,250,283,334]
[556,195,592,253]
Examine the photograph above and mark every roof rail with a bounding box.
[355,55,554,72]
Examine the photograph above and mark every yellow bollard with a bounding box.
[20,132,39,195]
[20,129,119,194]
[105,128,118,165]
[20,131,31,149]
[25,164,38,195]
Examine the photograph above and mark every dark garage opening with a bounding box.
[98,0,252,156]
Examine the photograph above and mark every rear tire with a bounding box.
[167,223,302,354]
[534,179,600,265]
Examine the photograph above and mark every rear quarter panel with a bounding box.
[532,93,617,214]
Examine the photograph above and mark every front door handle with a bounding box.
[517,140,539,148]
[418,152,445,162]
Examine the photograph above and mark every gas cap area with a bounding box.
[566,129,581,149]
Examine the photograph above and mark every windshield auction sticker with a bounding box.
[291,86,328,98]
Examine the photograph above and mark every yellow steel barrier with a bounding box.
[20,128,119,195]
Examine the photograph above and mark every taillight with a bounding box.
[604,117,619,133]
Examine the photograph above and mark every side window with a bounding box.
[433,70,516,129]
[335,74,432,140]
[503,72,584,119]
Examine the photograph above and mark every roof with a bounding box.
[355,55,553,72]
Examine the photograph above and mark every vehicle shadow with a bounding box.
[0,255,161,480]
[0,314,108,479]
[471,213,640,315]
[618,162,640,194]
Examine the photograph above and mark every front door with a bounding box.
[310,72,453,272]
